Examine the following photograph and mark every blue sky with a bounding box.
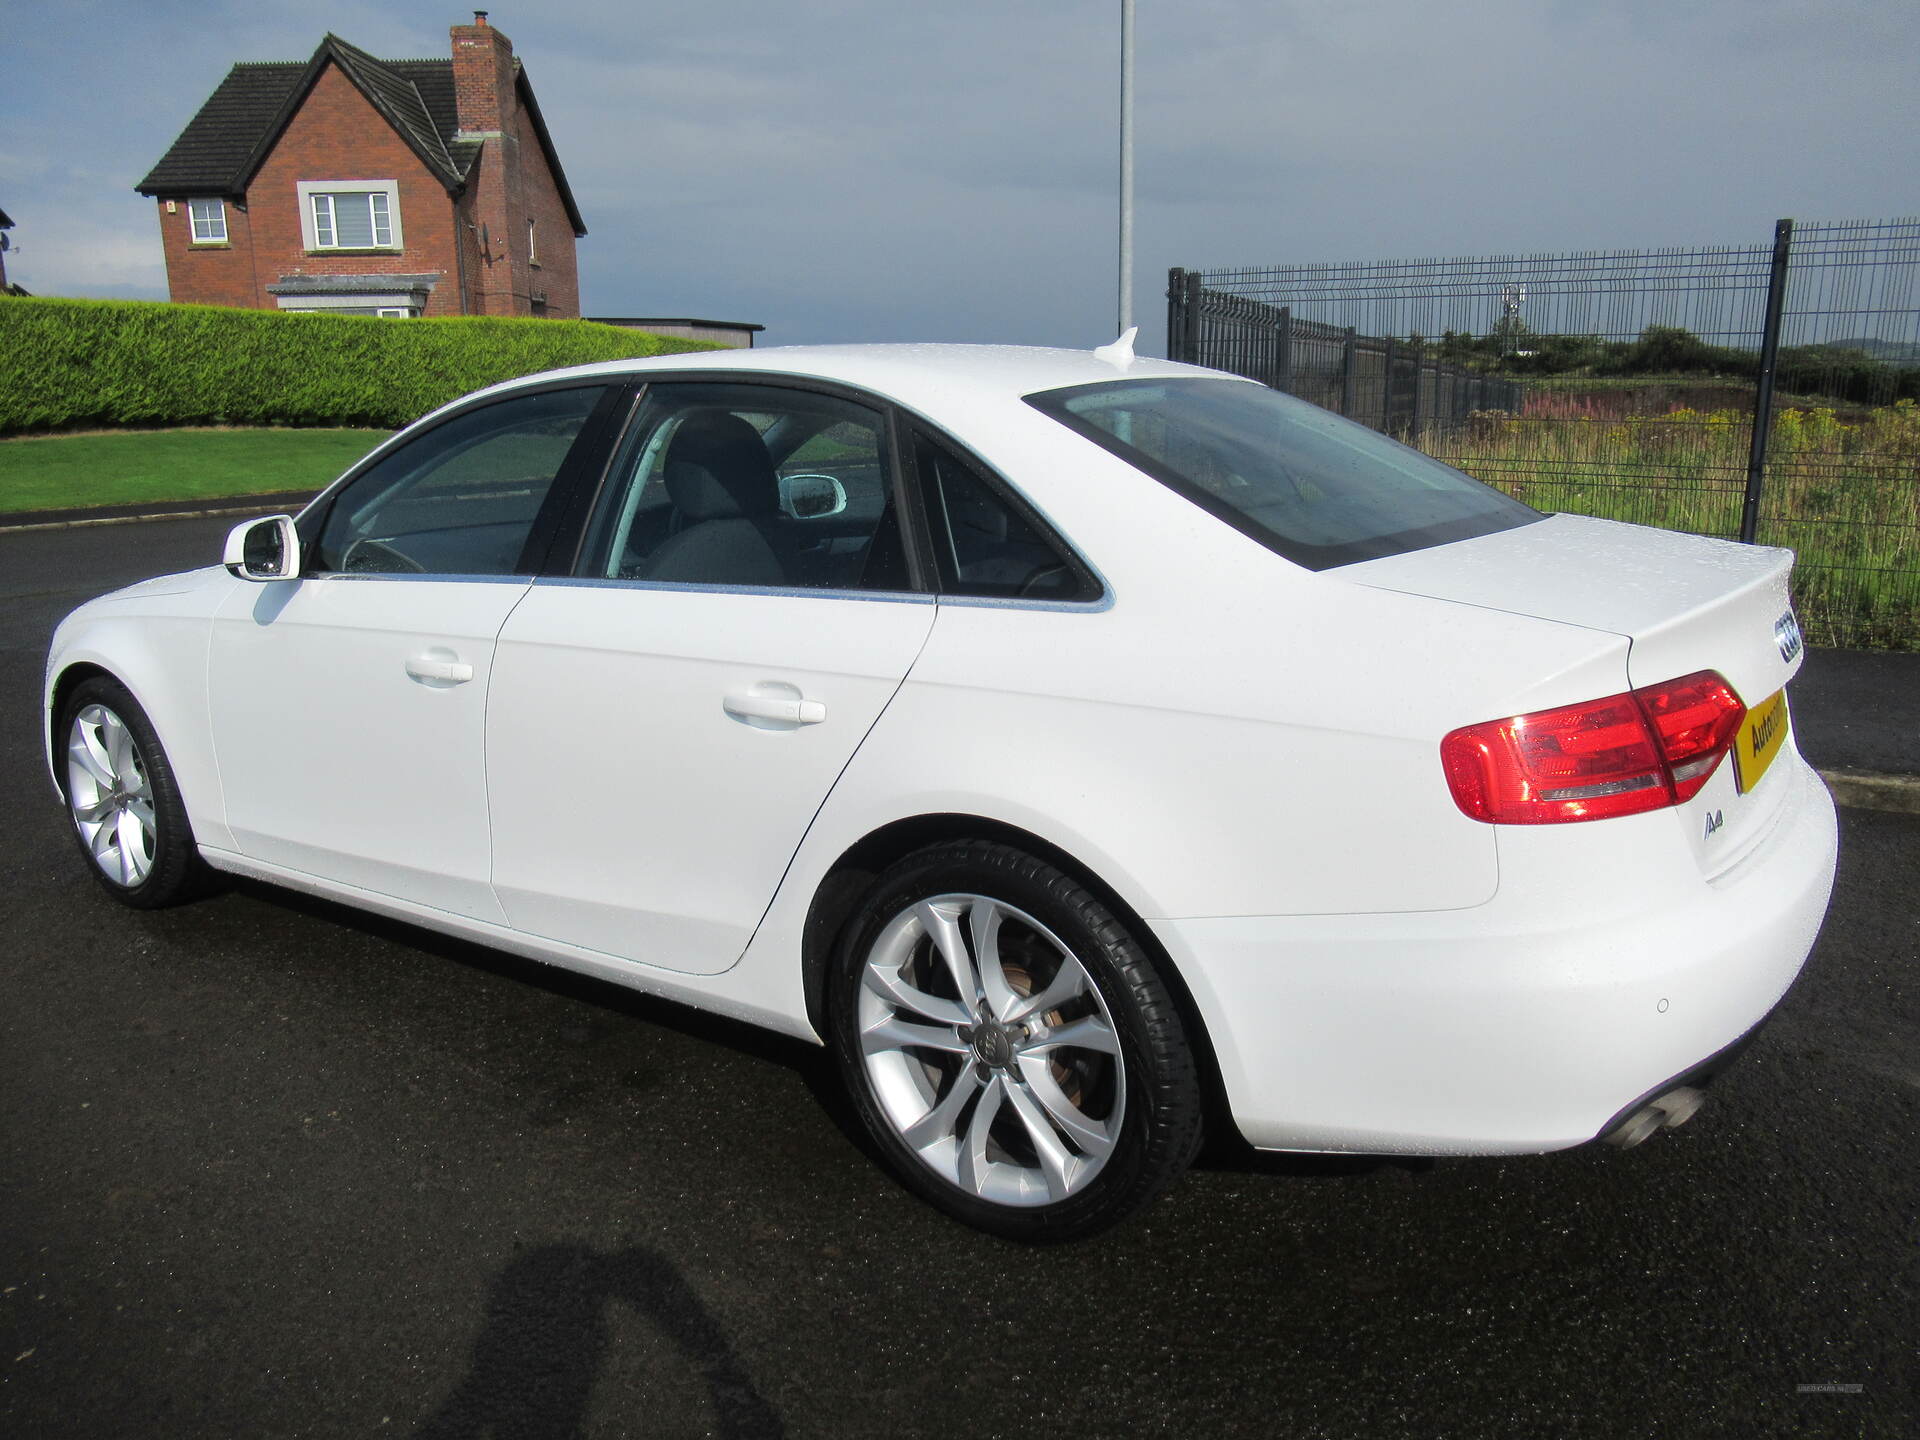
[4,0,1917,350]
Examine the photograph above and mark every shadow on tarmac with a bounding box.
[416,1244,785,1440]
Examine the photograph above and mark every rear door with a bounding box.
[484,381,935,975]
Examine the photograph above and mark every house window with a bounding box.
[296,180,402,251]
[527,218,538,267]
[188,199,227,243]
[312,191,390,248]
[375,307,415,318]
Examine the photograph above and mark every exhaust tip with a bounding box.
[1603,1086,1707,1148]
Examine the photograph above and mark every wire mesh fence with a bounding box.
[1170,217,1920,650]
[1162,274,1525,431]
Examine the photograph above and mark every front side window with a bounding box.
[580,383,908,592]
[1026,378,1541,571]
[299,181,400,250]
[188,198,227,243]
[313,386,605,576]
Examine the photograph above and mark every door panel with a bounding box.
[209,575,530,919]
[486,583,934,974]
[206,382,611,917]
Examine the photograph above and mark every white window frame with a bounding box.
[527,217,538,267]
[188,198,227,244]
[375,307,415,318]
[296,180,402,252]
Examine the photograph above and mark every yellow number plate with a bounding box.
[1732,689,1789,794]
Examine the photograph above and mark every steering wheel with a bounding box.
[341,538,425,574]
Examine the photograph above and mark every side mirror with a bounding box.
[778,472,848,521]
[223,514,302,582]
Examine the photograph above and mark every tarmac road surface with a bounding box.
[3,517,1915,1438]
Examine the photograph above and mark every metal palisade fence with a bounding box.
[1169,217,1920,650]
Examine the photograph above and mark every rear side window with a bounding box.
[1025,378,1540,571]
[913,434,1093,601]
[577,382,908,592]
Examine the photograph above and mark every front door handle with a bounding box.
[406,653,474,685]
[723,691,827,726]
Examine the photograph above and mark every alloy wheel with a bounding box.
[66,703,157,887]
[855,893,1127,1207]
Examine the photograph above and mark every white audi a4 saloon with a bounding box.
[45,340,1839,1239]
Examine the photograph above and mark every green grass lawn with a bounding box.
[0,427,391,513]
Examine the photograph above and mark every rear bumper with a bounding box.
[1158,752,1838,1154]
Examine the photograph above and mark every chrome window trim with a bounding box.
[935,590,1115,615]
[528,575,1115,613]
[319,572,534,585]
[532,576,935,606]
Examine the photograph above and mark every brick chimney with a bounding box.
[451,11,515,137]
[451,12,522,314]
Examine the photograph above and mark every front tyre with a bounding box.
[829,841,1203,1241]
[58,676,211,909]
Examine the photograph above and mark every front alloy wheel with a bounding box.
[67,702,158,887]
[832,841,1202,1241]
[58,676,209,909]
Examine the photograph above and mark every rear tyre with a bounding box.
[829,840,1203,1241]
[58,676,211,909]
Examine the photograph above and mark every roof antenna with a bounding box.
[1093,326,1137,366]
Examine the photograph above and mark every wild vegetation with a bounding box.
[1433,321,1920,409]
[1424,398,1920,650]
[0,297,715,435]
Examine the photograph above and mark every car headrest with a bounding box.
[663,412,778,521]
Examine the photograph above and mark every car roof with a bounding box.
[454,342,1248,420]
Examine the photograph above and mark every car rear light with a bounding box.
[1441,671,1746,824]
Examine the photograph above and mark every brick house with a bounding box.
[135,13,584,319]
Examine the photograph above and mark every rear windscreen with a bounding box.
[1025,377,1542,570]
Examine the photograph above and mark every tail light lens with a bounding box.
[1442,671,1746,824]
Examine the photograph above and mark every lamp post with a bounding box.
[1118,0,1135,335]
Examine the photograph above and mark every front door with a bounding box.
[207,384,610,920]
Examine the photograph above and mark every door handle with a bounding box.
[723,691,827,726]
[406,654,474,684]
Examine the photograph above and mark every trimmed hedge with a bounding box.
[0,297,720,434]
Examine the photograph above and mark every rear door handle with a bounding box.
[406,654,474,685]
[723,692,827,726]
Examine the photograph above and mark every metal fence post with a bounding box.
[1340,328,1357,416]
[1276,306,1294,394]
[1185,270,1205,368]
[1408,338,1424,438]
[1380,335,1397,433]
[1741,219,1794,544]
[1166,268,1186,362]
